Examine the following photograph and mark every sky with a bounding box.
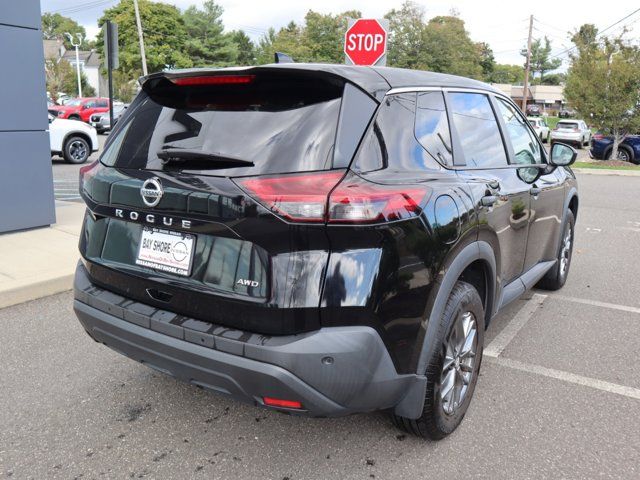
[41,0,640,68]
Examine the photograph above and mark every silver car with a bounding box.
[550,120,591,148]
[90,104,127,133]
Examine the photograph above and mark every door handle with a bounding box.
[530,186,542,196]
[481,195,497,207]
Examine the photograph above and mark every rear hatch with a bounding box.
[79,68,379,335]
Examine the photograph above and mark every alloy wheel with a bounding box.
[559,223,573,275]
[69,140,87,162]
[440,311,478,415]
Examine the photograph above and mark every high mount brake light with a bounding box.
[237,171,429,224]
[170,75,256,86]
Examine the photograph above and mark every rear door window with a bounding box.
[103,74,344,177]
[448,92,508,168]
[415,91,453,165]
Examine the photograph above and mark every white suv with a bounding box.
[527,117,550,143]
[551,120,591,149]
[48,114,99,164]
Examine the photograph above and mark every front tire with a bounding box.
[537,210,575,290]
[63,136,90,164]
[391,281,484,440]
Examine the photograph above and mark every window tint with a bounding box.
[96,100,108,108]
[448,92,507,168]
[101,76,343,176]
[415,92,453,165]
[84,101,96,108]
[557,121,578,129]
[496,98,542,165]
[354,93,441,173]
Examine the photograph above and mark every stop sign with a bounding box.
[344,19,388,66]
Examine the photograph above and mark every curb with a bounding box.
[0,273,74,310]
[573,168,640,177]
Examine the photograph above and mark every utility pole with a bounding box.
[133,0,148,76]
[522,15,533,111]
[65,32,83,97]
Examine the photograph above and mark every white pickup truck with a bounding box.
[49,114,99,164]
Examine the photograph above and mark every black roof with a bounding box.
[141,63,498,101]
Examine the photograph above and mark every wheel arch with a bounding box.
[415,241,496,374]
[63,131,92,152]
[394,241,496,419]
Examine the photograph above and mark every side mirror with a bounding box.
[549,142,577,167]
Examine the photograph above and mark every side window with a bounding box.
[448,92,507,168]
[355,93,437,173]
[495,97,542,165]
[415,92,453,165]
[84,101,96,108]
[97,100,108,108]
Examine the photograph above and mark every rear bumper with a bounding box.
[73,262,424,417]
[551,133,581,143]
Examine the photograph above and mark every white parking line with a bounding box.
[550,295,640,315]
[484,293,546,358]
[486,356,640,401]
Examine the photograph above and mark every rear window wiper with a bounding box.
[157,147,254,170]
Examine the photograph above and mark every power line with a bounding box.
[547,7,640,61]
[51,0,115,15]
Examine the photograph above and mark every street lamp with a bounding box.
[65,32,83,98]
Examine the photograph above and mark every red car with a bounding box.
[48,97,110,123]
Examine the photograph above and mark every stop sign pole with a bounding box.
[344,18,389,66]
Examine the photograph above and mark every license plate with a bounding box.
[136,227,195,276]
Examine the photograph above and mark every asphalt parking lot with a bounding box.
[2,171,638,478]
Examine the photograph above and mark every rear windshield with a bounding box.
[101,73,344,176]
[557,122,578,129]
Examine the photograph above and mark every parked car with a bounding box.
[48,97,110,123]
[550,119,592,148]
[90,104,128,133]
[48,114,99,164]
[73,65,578,440]
[525,104,541,116]
[528,117,550,143]
[558,108,576,118]
[590,134,640,164]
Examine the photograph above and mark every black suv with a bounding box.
[74,64,578,439]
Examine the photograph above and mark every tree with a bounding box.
[565,25,640,161]
[521,36,562,82]
[42,13,91,49]
[97,0,192,75]
[477,42,495,80]
[45,59,95,101]
[304,10,361,63]
[385,1,429,69]
[183,0,238,66]
[230,30,255,65]
[488,64,524,84]
[423,15,484,78]
[255,10,360,64]
[539,72,566,85]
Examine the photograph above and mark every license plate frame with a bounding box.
[135,227,196,277]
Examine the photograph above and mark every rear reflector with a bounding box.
[170,75,255,86]
[263,397,303,409]
[238,170,429,224]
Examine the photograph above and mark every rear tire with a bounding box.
[537,210,575,290]
[391,281,484,440]
[63,136,90,164]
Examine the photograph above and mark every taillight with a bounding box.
[573,127,579,132]
[170,75,255,86]
[592,133,604,140]
[79,160,101,196]
[237,170,429,224]
[328,172,429,224]
[238,171,345,223]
